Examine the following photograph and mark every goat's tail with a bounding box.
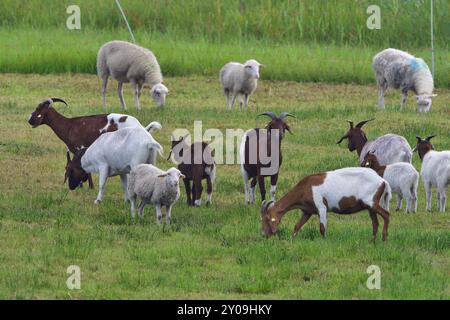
[145,121,162,132]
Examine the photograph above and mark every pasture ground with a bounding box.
[0,73,448,299]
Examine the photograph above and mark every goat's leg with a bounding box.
[117,82,127,110]
[250,177,257,204]
[119,174,128,202]
[242,169,250,204]
[193,173,203,207]
[95,168,108,204]
[155,203,162,225]
[437,185,446,213]
[88,174,94,189]
[292,212,312,238]
[318,207,328,237]
[101,76,108,111]
[269,175,278,201]
[368,209,379,242]
[400,89,408,111]
[166,204,172,224]
[374,204,390,241]
[257,175,266,202]
[183,178,192,206]
[206,176,213,206]
[425,181,432,211]
[396,193,403,211]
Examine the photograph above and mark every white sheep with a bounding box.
[414,136,450,212]
[97,40,168,110]
[127,164,185,224]
[373,48,436,112]
[363,151,419,213]
[220,59,263,109]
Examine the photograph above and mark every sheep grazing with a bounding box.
[127,164,184,224]
[64,125,163,204]
[337,119,412,166]
[97,40,168,110]
[413,135,450,212]
[373,48,436,112]
[27,97,160,188]
[240,111,295,204]
[168,135,216,207]
[363,151,419,213]
[220,59,264,109]
[260,167,392,241]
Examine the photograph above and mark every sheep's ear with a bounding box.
[180,173,186,179]
[157,173,167,178]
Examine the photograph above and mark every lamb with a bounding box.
[28,97,161,188]
[363,151,419,213]
[413,135,450,212]
[220,59,263,109]
[97,40,168,110]
[337,119,412,166]
[260,167,392,241]
[168,135,216,207]
[240,111,295,204]
[64,126,163,204]
[127,164,185,224]
[373,48,436,112]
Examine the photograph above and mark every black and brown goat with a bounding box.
[240,111,295,204]
[168,135,216,206]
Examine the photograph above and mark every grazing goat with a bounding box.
[28,97,161,188]
[128,164,184,224]
[261,167,392,241]
[363,151,419,213]
[337,119,412,166]
[373,48,436,112]
[240,112,295,204]
[64,126,163,204]
[413,135,450,212]
[168,135,216,206]
[97,40,168,110]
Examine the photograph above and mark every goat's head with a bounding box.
[363,151,380,169]
[151,83,169,107]
[28,98,67,127]
[336,119,373,153]
[260,200,280,237]
[258,112,295,139]
[244,59,264,80]
[415,94,436,113]
[167,134,190,161]
[413,135,435,160]
[64,148,89,190]
[157,167,185,188]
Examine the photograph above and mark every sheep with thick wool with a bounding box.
[127,164,185,224]
[372,48,436,112]
[97,40,168,110]
[220,59,263,109]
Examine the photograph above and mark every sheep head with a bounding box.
[151,83,169,107]
[337,119,374,155]
[28,98,67,127]
[157,168,185,187]
[244,59,263,80]
[415,94,436,113]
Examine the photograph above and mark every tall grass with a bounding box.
[1,0,449,48]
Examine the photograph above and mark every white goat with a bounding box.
[220,59,263,109]
[363,151,419,213]
[65,124,163,204]
[373,48,436,112]
[97,40,168,110]
[414,136,450,212]
[128,164,184,224]
[261,167,392,241]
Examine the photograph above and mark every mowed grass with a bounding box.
[0,73,448,299]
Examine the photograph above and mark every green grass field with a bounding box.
[0,73,448,299]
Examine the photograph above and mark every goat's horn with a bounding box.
[416,136,423,142]
[66,150,71,164]
[355,119,374,128]
[426,135,435,141]
[166,150,173,161]
[279,112,296,120]
[347,120,354,129]
[50,98,68,106]
[258,112,277,120]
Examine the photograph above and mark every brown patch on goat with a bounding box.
[106,119,118,132]
[334,196,367,214]
[416,141,434,160]
[363,152,386,177]
[118,116,128,122]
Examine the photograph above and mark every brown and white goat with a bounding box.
[337,119,412,166]
[240,112,294,204]
[28,97,158,188]
[261,167,391,241]
[168,135,216,207]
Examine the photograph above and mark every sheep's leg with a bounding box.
[425,181,432,211]
[368,209,379,242]
[244,94,249,109]
[229,93,237,109]
[378,82,387,109]
[373,203,390,241]
[258,175,266,202]
[400,89,408,111]
[270,175,278,201]
[250,177,257,204]
[224,89,230,108]
[396,193,402,211]
[95,168,108,204]
[129,194,137,221]
[155,203,163,225]
[292,212,312,238]
[88,174,94,189]
[183,179,192,206]
[117,82,127,110]
[132,81,142,110]
[119,174,128,202]
[165,204,172,224]
[138,200,146,220]
[101,76,108,111]
[206,176,213,206]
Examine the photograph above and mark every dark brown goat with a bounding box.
[336,119,373,156]
[28,97,140,188]
[168,136,215,206]
[241,111,295,204]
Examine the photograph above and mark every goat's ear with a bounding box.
[66,151,71,165]
[426,135,435,142]
[336,134,348,144]
[285,125,293,135]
